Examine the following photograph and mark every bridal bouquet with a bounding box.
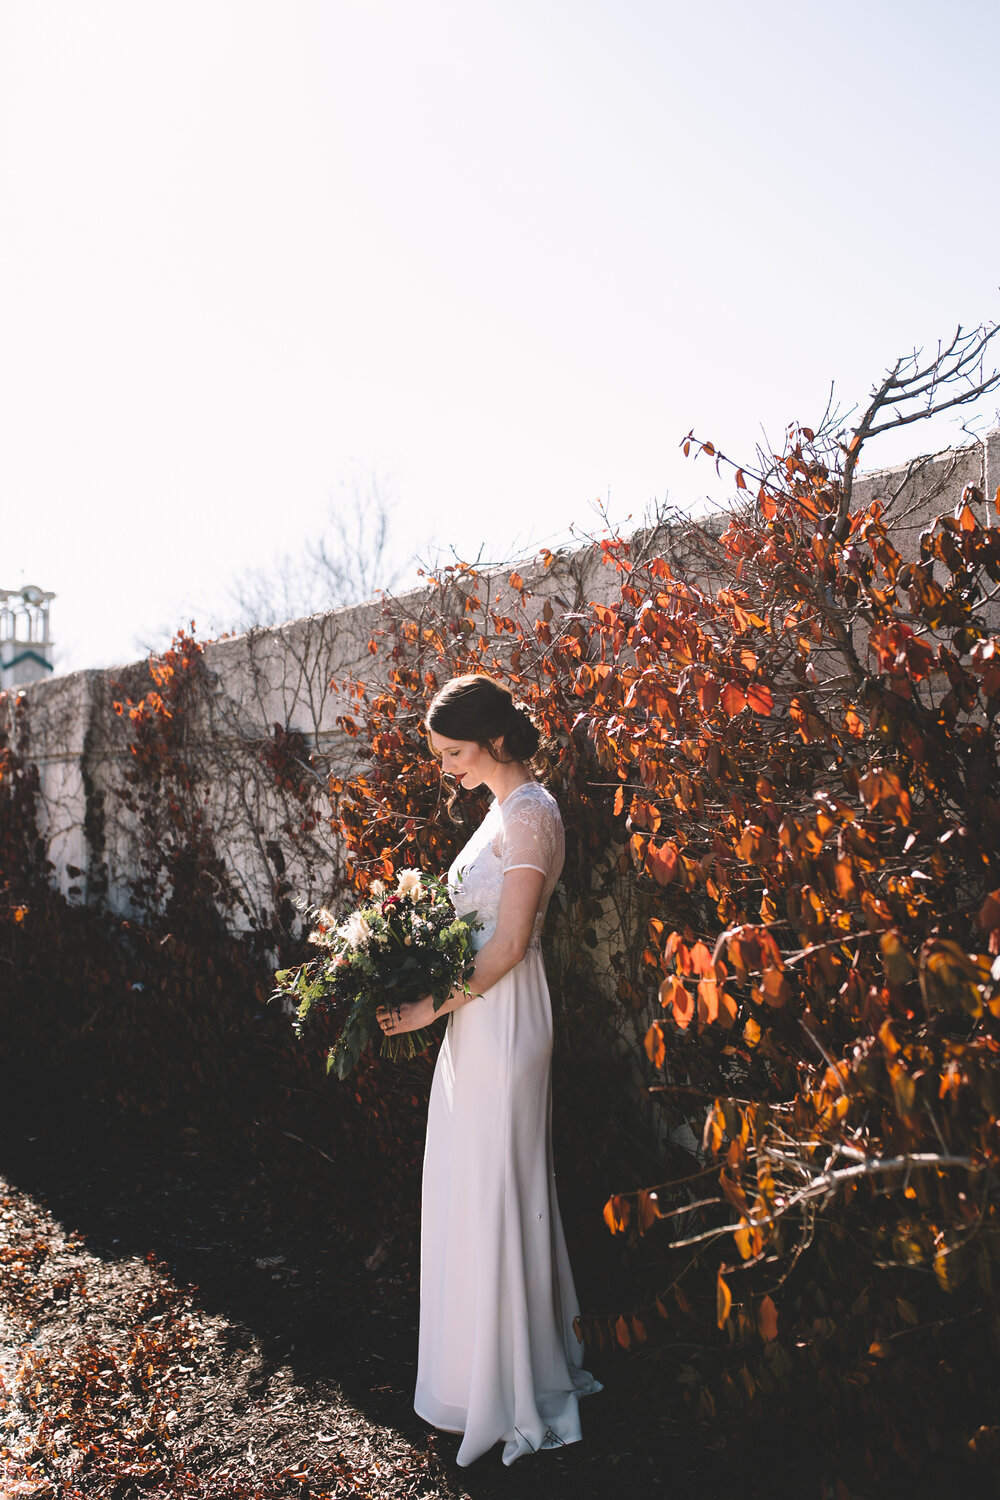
[273,869,480,1080]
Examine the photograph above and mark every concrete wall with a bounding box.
[10,544,618,927]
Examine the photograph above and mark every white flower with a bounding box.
[396,869,423,900]
[370,879,386,898]
[308,907,338,946]
[339,911,372,948]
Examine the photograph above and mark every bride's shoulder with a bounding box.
[505,779,562,823]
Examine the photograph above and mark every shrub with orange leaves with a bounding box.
[565,423,1000,1488]
[322,406,1000,1485]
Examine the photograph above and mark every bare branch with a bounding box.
[834,322,1000,541]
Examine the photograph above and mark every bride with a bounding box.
[376,672,601,1466]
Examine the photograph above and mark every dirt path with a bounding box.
[0,1113,798,1500]
[0,1172,440,1499]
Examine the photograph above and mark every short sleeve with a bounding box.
[501,798,558,879]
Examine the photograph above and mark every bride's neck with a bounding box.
[487,761,532,804]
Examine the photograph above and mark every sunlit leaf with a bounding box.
[716,1269,732,1330]
[721,681,747,716]
[747,682,774,715]
[603,1195,631,1235]
[644,1021,667,1068]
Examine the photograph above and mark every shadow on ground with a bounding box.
[0,1096,812,1500]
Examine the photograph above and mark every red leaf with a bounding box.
[697,677,720,714]
[746,682,773,715]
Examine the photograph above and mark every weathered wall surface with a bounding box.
[15,544,618,926]
[13,429,999,927]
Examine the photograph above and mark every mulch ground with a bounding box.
[0,1107,813,1500]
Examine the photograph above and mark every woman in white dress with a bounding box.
[376,673,601,1467]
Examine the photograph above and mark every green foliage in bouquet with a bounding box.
[274,869,480,1079]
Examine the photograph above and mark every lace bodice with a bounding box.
[448,781,565,951]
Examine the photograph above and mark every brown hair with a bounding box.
[425,674,541,763]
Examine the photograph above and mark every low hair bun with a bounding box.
[503,699,541,761]
[426,673,541,764]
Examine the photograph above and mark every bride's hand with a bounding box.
[376,998,431,1036]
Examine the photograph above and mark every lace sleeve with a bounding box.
[500,797,559,879]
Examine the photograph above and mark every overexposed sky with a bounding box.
[2,0,999,673]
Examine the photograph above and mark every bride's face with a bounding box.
[429,728,502,792]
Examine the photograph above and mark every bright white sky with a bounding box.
[2,0,1000,673]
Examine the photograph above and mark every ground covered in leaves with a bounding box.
[0,1104,816,1500]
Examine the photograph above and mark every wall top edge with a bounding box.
[25,431,995,692]
[854,436,983,484]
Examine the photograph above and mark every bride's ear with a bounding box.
[490,735,504,758]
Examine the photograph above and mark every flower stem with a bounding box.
[379,1026,436,1063]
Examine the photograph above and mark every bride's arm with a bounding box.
[377,866,545,1034]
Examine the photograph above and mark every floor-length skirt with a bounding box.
[414,949,601,1467]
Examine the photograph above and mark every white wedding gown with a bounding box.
[414,781,601,1467]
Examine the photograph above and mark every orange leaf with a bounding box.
[735,468,747,490]
[697,978,720,1024]
[603,1195,631,1234]
[671,984,695,1031]
[761,968,791,1008]
[759,1294,778,1341]
[613,785,625,817]
[659,972,683,1008]
[718,987,738,1029]
[689,941,714,977]
[697,676,720,714]
[747,682,773,715]
[645,840,679,886]
[644,1021,667,1068]
[734,1221,752,1259]
[509,571,524,590]
[834,858,858,902]
[716,1269,732,1330]
[615,1314,632,1349]
[636,1190,659,1233]
[721,680,746,716]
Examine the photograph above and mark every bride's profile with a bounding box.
[376,672,601,1466]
